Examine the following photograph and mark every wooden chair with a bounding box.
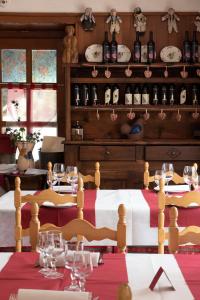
[118,283,132,300]
[158,178,200,253]
[48,161,100,190]
[144,161,197,190]
[30,202,126,253]
[14,175,84,252]
[169,199,200,254]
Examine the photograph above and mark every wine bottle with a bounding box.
[91,84,99,105]
[180,85,187,105]
[110,31,118,63]
[104,84,111,105]
[133,32,141,63]
[161,85,167,105]
[152,84,159,105]
[73,84,81,106]
[112,84,119,104]
[147,31,156,64]
[192,84,198,105]
[103,31,110,63]
[191,31,198,64]
[141,85,150,105]
[133,85,141,105]
[125,85,132,105]
[169,84,175,105]
[183,31,191,63]
[82,84,89,106]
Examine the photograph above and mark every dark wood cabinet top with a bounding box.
[64,139,200,146]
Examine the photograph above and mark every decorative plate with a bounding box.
[141,45,147,63]
[117,45,131,63]
[160,46,182,62]
[85,44,103,62]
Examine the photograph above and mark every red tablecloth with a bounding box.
[22,190,97,229]
[0,252,128,300]
[142,189,200,227]
[175,254,200,300]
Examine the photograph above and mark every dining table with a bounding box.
[0,252,199,300]
[1,188,200,248]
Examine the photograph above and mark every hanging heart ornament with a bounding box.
[158,110,166,120]
[143,109,150,120]
[127,109,135,120]
[125,66,132,77]
[91,66,98,78]
[180,66,188,79]
[192,109,199,120]
[144,66,152,78]
[176,110,182,122]
[164,66,168,78]
[105,68,111,78]
[110,109,118,121]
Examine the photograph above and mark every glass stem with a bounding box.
[50,257,57,272]
[79,277,86,291]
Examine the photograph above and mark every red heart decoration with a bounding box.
[180,70,188,79]
[144,69,152,78]
[143,112,150,120]
[158,112,166,120]
[110,112,118,121]
[164,70,168,78]
[192,111,199,119]
[92,69,98,78]
[125,68,132,77]
[105,69,111,78]
[176,113,182,122]
[127,111,135,120]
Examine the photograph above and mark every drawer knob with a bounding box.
[167,148,181,159]
[105,150,110,155]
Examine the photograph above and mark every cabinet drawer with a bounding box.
[145,146,200,161]
[79,146,135,161]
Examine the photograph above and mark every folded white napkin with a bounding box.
[52,185,73,193]
[18,289,91,300]
[154,184,190,193]
[39,251,100,268]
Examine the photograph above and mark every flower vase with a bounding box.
[16,141,35,172]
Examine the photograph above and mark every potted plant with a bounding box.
[6,127,42,172]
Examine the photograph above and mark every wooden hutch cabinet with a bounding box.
[64,12,200,189]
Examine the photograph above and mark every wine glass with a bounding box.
[74,251,93,292]
[154,170,166,187]
[37,231,51,275]
[45,231,64,279]
[64,240,84,291]
[183,166,198,190]
[66,166,78,194]
[47,172,57,189]
[162,163,174,187]
[53,163,65,189]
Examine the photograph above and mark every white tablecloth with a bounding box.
[0,253,193,299]
[0,189,164,247]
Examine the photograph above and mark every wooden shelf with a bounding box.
[69,62,200,69]
[71,77,200,84]
[71,105,199,112]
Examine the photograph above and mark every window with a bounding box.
[0,48,58,160]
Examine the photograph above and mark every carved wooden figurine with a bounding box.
[80,7,96,31]
[162,8,180,34]
[62,25,78,64]
[106,9,122,34]
[133,7,147,33]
